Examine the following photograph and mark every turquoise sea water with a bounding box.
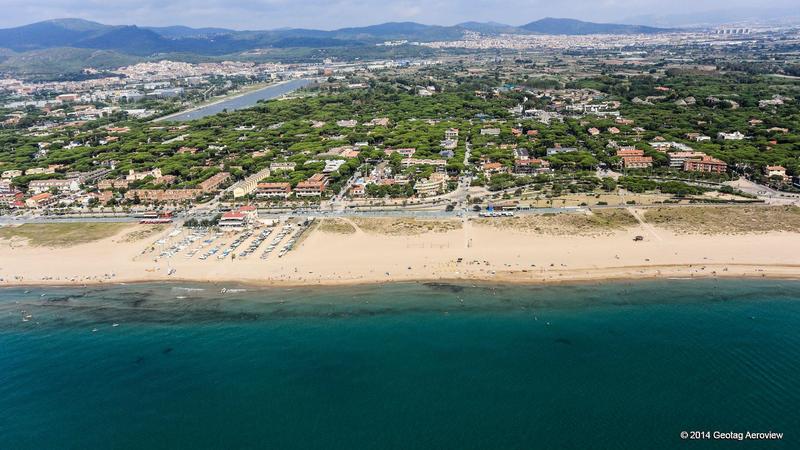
[1,280,798,449]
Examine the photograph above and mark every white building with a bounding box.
[28,179,80,194]
[718,131,746,141]
[414,173,448,197]
[323,160,346,173]
[126,168,162,181]
[231,167,272,199]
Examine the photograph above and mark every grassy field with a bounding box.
[0,223,133,247]
[351,218,462,235]
[473,209,638,235]
[643,206,800,234]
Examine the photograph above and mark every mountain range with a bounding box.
[623,7,800,27]
[0,17,674,56]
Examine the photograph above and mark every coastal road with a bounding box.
[726,178,800,204]
[6,198,791,226]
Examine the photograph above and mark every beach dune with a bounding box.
[1,209,800,286]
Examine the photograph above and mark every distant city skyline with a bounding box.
[0,0,798,30]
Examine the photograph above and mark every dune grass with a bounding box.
[351,217,462,235]
[643,205,800,234]
[316,218,357,234]
[0,222,133,247]
[473,208,638,235]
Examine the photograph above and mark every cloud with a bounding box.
[0,0,797,29]
[391,4,423,20]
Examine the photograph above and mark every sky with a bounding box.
[0,0,798,30]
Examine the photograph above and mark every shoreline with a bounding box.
[3,263,800,289]
[3,211,800,290]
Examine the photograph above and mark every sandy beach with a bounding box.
[2,208,800,287]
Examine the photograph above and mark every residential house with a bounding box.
[255,182,292,198]
[440,139,458,150]
[616,149,644,158]
[366,117,390,126]
[0,191,24,209]
[413,172,448,197]
[98,178,130,190]
[232,167,272,198]
[400,158,447,169]
[341,149,361,159]
[759,98,784,108]
[270,162,297,172]
[349,184,366,197]
[668,152,706,168]
[96,191,114,205]
[106,126,130,133]
[652,141,694,152]
[765,165,789,181]
[0,180,14,194]
[650,141,671,152]
[622,156,653,169]
[155,175,177,186]
[198,172,230,192]
[336,119,357,128]
[323,160,346,173]
[56,94,78,102]
[482,162,506,175]
[25,192,56,208]
[514,158,550,174]
[124,189,202,202]
[126,168,162,181]
[67,167,111,184]
[25,167,56,176]
[546,147,577,156]
[28,179,80,194]
[385,148,416,158]
[295,173,329,197]
[0,181,21,208]
[717,131,746,141]
[684,156,727,174]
